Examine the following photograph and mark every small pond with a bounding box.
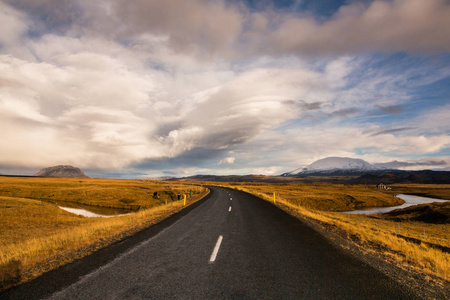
[344,194,449,215]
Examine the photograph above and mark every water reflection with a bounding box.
[344,194,448,215]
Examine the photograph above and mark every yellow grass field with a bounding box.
[0,177,209,291]
[214,182,449,287]
[388,184,450,200]
[211,182,404,211]
[1,177,448,294]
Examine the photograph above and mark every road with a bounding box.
[3,186,416,299]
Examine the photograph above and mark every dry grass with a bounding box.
[0,177,203,211]
[388,184,450,200]
[0,177,209,291]
[209,182,403,211]
[217,182,449,283]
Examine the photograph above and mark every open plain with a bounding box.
[0,176,208,291]
[1,177,448,299]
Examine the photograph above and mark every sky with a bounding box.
[0,0,449,178]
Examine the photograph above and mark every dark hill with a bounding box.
[384,202,450,224]
[35,165,89,178]
[178,170,450,184]
[353,170,450,184]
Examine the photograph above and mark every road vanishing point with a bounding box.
[3,186,417,299]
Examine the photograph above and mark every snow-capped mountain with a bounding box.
[307,157,377,171]
[282,157,378,176]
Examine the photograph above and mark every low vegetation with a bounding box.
[215,182,449,293]
[388,184,450,200]
[0,177,209,291]
[212,182,403,211]
[0,177,200,211]
[1,176,448,295]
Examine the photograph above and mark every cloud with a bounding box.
[296,100,323,111]
[0,52,157,170]
[0,2,28,46]
[7,0,450,60]
[376,104,403,114]
[330,108,359,118]
[374,159,447,169]
[268,0,450,56]
[5,0,86,33]
[218,157,236,165]
[369,127,416,136]
[110,0,244,58]
[0,1,449,177]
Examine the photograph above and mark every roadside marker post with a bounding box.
[273,192,276,203]
[183,194,186,206]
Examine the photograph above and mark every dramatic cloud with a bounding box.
[0,0,449,177]
[269,0,450,56]
[113,0,244,57]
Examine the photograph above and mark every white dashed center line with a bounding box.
[229,206,232,212]
[209,235,223,263]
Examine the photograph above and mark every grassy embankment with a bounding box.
[214,182,449,286]
[0,177,208,291]
[387,184,450,200]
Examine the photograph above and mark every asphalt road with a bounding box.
[3,186,417,299]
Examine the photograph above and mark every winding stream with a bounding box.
[59,206,129,218]
[344,194,449,215]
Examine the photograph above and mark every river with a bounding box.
[344,194,449,215]
[59,206,129,218]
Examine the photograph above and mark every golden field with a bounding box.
[214,182,449,287]
[211,182,404,211]
[1,176,448,295]
[388,184,450,200]
[0,177,201,211]
[0,177,208,291]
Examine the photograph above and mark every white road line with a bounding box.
[230,198,232,201]
[209,235,223,263]
[228,206,232,212]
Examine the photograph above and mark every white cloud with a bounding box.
[0,2,27,46]
[218,157,236,165]
[0,0,449,177]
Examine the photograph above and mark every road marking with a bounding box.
[230,198,232,201]
[209,235,223,263]
[228,206,232,212]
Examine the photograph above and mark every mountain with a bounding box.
[307,157,376,171]
[282,157,378,176]
[35,165,89,178]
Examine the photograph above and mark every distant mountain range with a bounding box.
[281,157,449,176]
[277,157,450,184]
[177,157,450,184]
[35,165,89,178]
